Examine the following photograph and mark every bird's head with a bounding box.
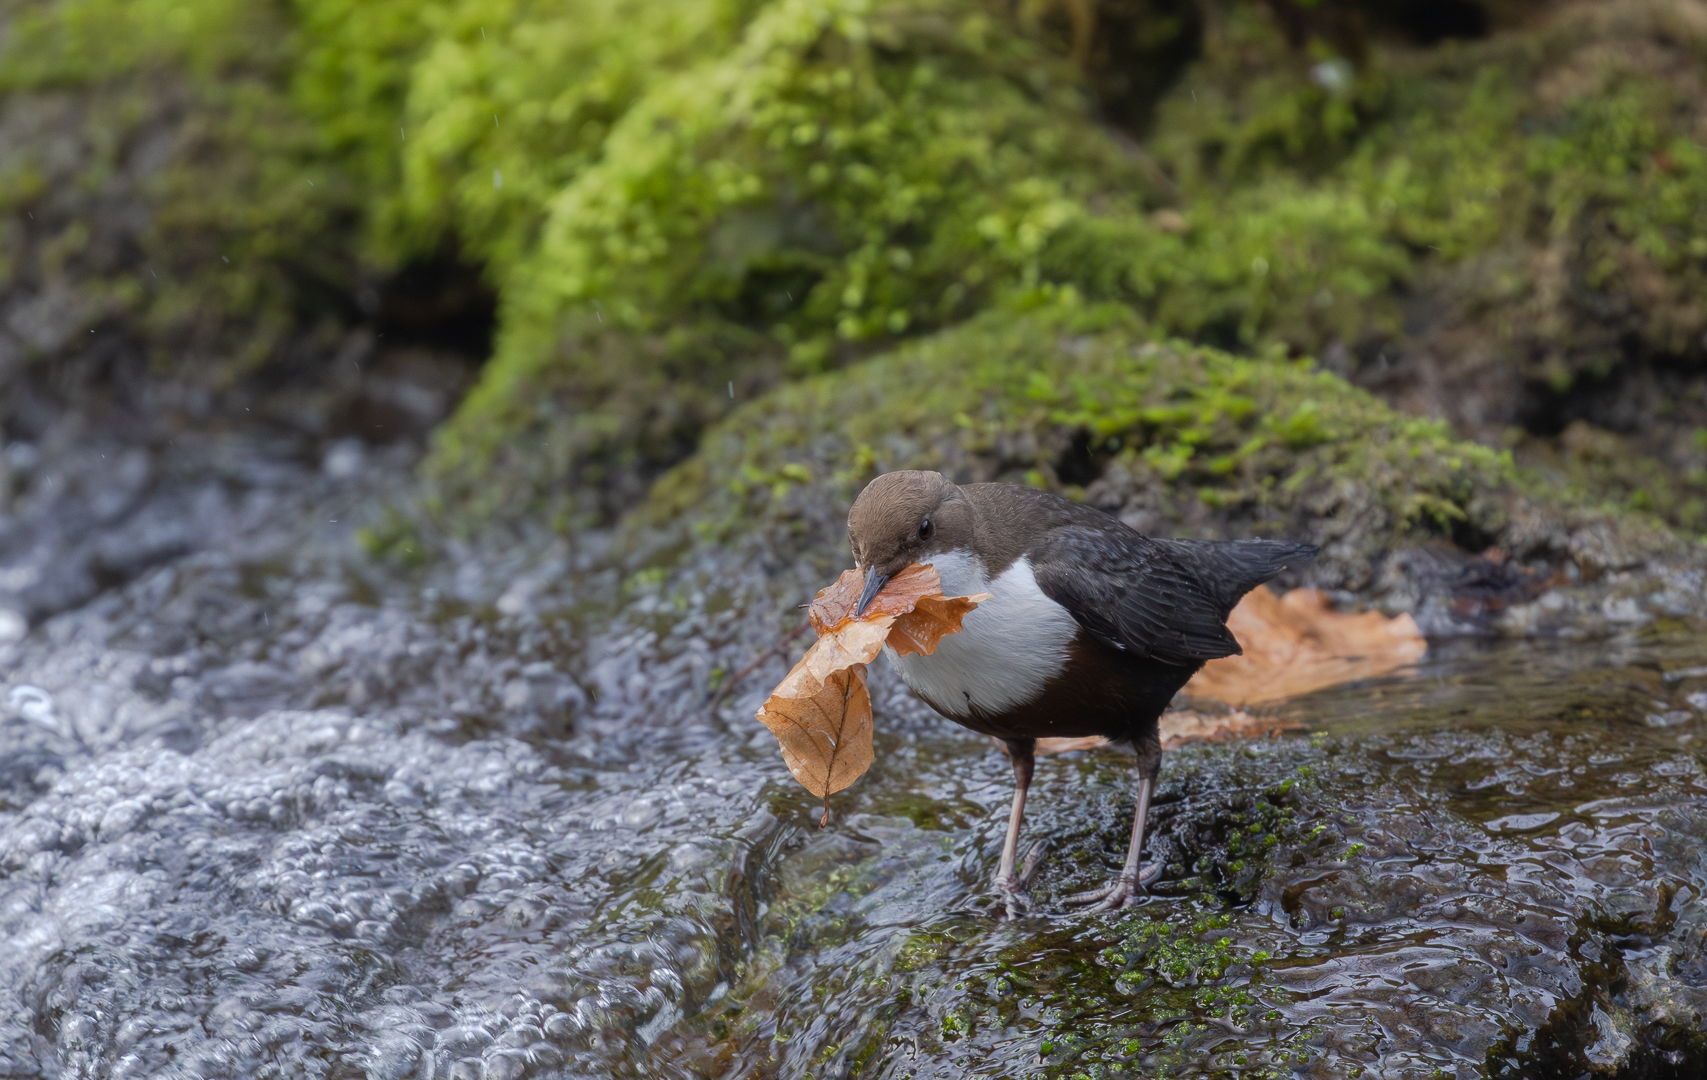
[846,470,972,615]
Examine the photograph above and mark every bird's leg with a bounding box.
[994,738,1036,918]
[1066,740,1162,911]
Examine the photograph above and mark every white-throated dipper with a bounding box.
[846,470,1316,915]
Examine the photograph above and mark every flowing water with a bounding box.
[1,387,1705,1080]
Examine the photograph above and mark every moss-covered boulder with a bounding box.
[421,0,1707,527]
[642,303,1681,621]
[417,0,1172,520]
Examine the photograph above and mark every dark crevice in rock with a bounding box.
[1053,427,1109,487]
[1515,354,1707,443]
[1377,0,1492,45]
[1074,0,1207,136]
[358,246,497,362]
[1070,0,1508,143]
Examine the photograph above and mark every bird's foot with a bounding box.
[996,880,1032,919]
[1062,860,1163,911]
[994,841,1049,919]
[1061,875,1138,911]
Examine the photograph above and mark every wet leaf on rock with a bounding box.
[1031,709,1298,757]
[761,563,990,823]
[1186,586,1426,707]
[1157,707,1300,749]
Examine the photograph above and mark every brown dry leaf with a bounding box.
[1159,708,1302,749]
[809,562,990,655]
[1027,708,1301,758]
[764,562,991,823]
[1187,587,1426,707]
[808,566,872,634]
[804,616,894,676]
[888,592,992,657]
[756,647,873,816]
[808,562,945,632]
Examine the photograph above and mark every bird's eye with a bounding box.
[918,518,934,540]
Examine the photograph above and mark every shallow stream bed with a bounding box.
[1,418,1705,1080]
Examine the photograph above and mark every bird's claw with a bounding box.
[1087,882,1139,912]
[1065,873,1133,907]
[994,872,1034,918]
[1062,859,1163,911]
[998,884,1032,919]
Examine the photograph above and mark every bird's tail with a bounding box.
[1157,538,1318,617]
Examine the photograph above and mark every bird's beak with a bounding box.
[855,565,888,617]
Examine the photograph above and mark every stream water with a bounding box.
[1,374,1705,1080]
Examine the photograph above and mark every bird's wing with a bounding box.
[1030,524,1244,667]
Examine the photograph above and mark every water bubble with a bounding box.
[9,684,58,730]
[1311,58,1354,95]
[322,438,365,479]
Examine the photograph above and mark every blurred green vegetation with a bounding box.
[3,0,1706,543]
[0,0,360,378]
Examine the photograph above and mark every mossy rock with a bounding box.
[416,0,1170,523]
[641,302,1682,598]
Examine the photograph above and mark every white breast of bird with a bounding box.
[885,549,1078,719]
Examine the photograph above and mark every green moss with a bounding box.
[1523,421,1707,539]
[1145,8,1707,374]
[417,0,1707,521]
[9,0,1707,532]
[418,0,1167,521]
[355,506,432,568]
[291,0,762,266]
